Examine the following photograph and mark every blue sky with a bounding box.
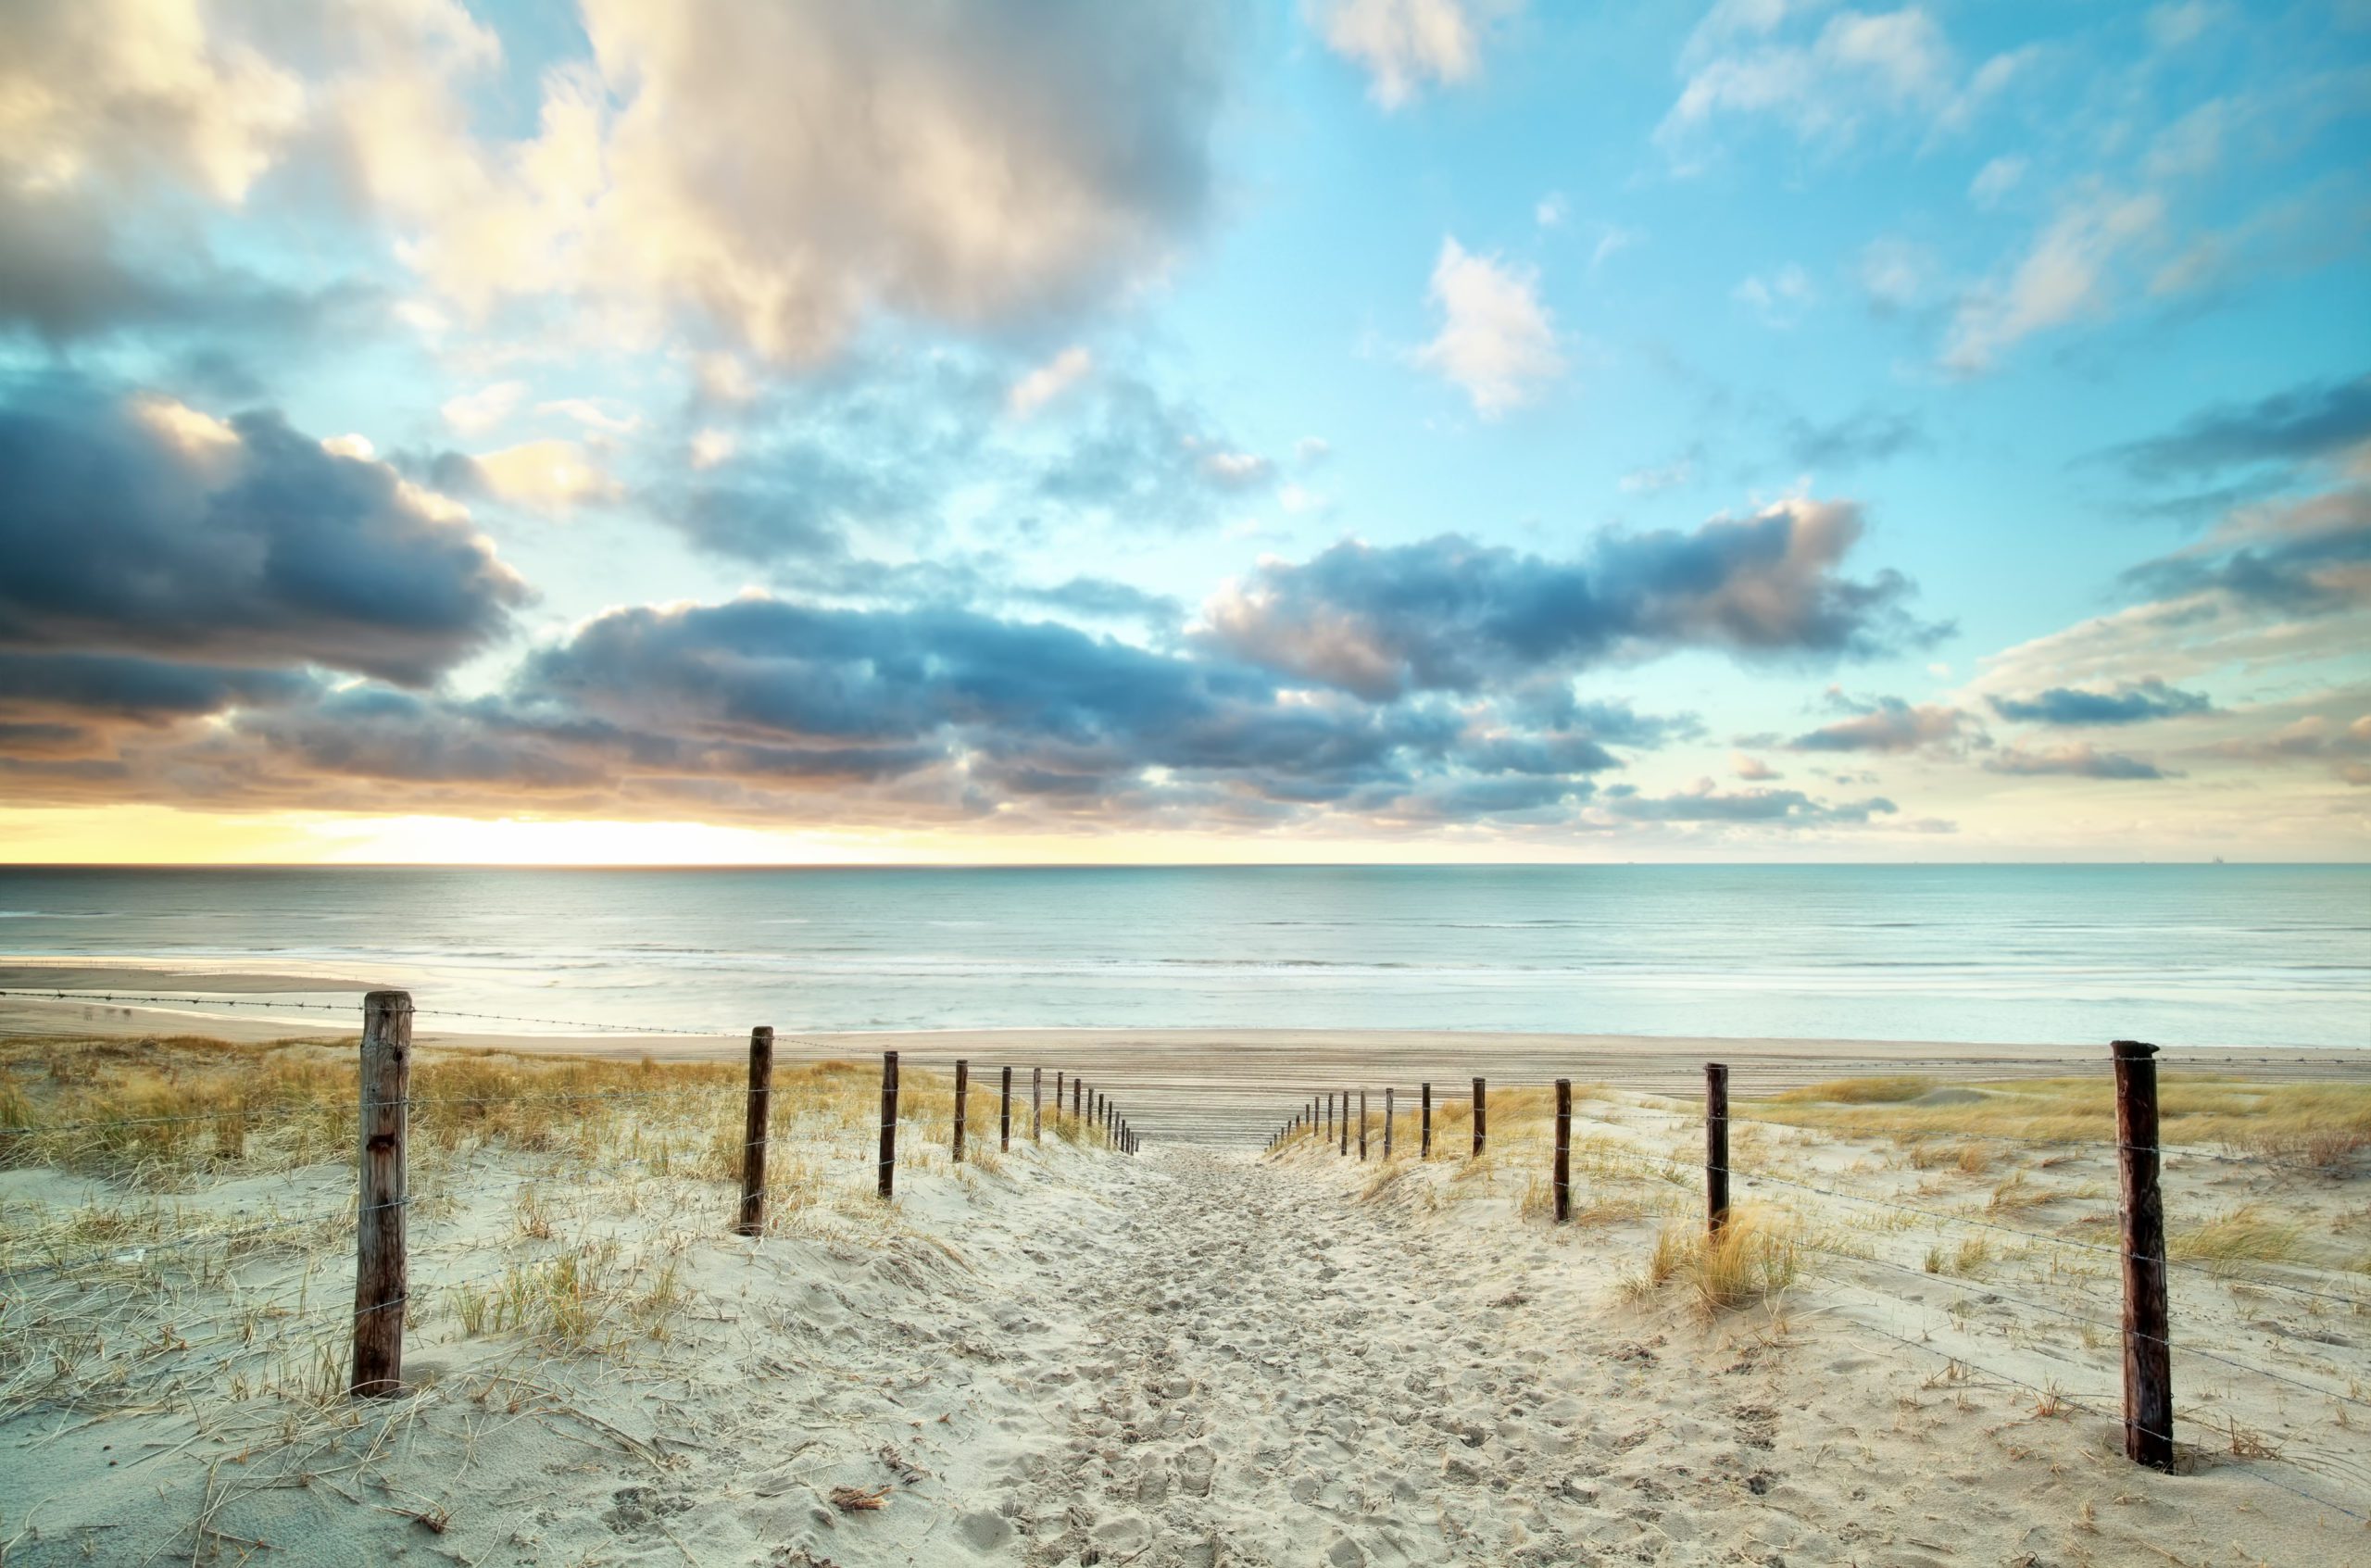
[1,0,2366,862]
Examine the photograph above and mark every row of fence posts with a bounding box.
[350,991,1138,1399]
[1263,1042,2178,1474]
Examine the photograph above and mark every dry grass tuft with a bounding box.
[2170,1206,2305,1273]
[831,1485,892,1512]
[1773,1076,1938,1106]
[1626,1209,1799,1318]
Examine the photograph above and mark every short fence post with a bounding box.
[736,1025,774,1236]
[1422,1082,1432,1159]
[1705,1062,1729,1236]
[954,1059,970,1163]
[1553,1078,1572,1223]
[1000,1065,1012,1153]
[1472,1077,1487,1157]
[352,989,411,1398]
[1032,1066,1043,1141]
[2114,1040,2174,1471]
[1358,1091,1368,1161]
[1325,1093,1335,1140]
[1073,1076,1083,1118]
[1384,1086,1394,1157]
[878,1050,899,1199]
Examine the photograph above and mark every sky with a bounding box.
[0,0,2366,865]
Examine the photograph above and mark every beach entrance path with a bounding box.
[1005,1148,1776,1567]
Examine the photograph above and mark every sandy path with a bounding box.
[1015,1148,1723,1567]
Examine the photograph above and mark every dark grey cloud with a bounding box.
[1987,677,2213,726]
[0,379,526,685]
[2120,487,2370,615]
[1201,498,1942,701]
[1784,408,1926,470]
[1788,695,1977,754]
[1605,784,1898,825]
[1035,374,1276,527]
[2109,373,2371,478]
[1982,744,2178,781]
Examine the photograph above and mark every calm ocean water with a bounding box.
[0,865,2364,1049]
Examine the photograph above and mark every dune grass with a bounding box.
[1741,1073,2371,1171]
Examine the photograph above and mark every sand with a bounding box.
[3,960,2365,1563]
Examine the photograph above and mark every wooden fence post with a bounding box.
[2114,1040,2174,1471]
[352,989,411,1398]
[954,1059,970,1163]
[1472,1077,1487,1158]
[1384,1086,1394,1158]
[1422,1082,1432,1159]
[1056,1070,1065,1123]
[1033,1066,1043,1141]
[878,1051,899,1199]
[1000,1065,1012,1153]
[1339,1094,1349,1156]
[1706,1062,1729,1236]
[1358,1091,1369,1161]
[735,1025,774,1236]
[1553,1077,1572,1223]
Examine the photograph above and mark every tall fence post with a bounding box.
[954,1059,970,1163]
[1422,1082,1432,1159]
[1384,1086,1394,1158]
[352,989,412,1398]
[1073,1076,1083,1119]
[2114,1040,2174,1471]
[877,1050,899,1199]
[1553,1078,1572,1223]
[1000,1065,1012,1153]
[1032,1066,1043,1141]
[1358,1090,1369,1161]
[1472,1077,1487,1158]
[736,1025,774,1236]
[1056,1070,1065,1123]
[1339,1094,1349,1157]
[1705,1062,1729,1236]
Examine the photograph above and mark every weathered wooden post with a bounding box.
[2114,1040,2174,1471]
[1325,1092,1334,1140]
[1553,1077,1572,1223]
[1422,1081,1432,1159]
[352,989,411,1397]
[1000,1065,1012,1153]
[1472,1077,1487,1157]
[954,1059,970,1163]
[1705,1062,1729,1236]
[1056,1070,1065,1122]
[1358,1091,1368,1161]
[736,1025,774,1236]
[878,1050,899,1199]
[1339,1094,1349,1156]
[1073,1076,1084,1119]
[1384,1087,1394,1157]
[1032,1067,1043,1141]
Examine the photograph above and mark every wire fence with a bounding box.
[1261,1050,2370,1523]
[0,989,1142,1420]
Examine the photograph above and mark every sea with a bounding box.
[0,864,2364,1050]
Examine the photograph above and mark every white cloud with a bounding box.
[440,380,528,435]
[1413,236,1565,416]
[1199,449,1276,488]
[1732,752,1782,781]
[1968,154,2027,208]
[337,0,1227,366]
[1311,0,1510,109]
[0,0,307,202]
[1535,192,1567,228]
[472,439,621,511]
[1734,263,1815,327]
[1662,5,2026,155]
[1007,345,1094,417]
[1858,237,1936,314]
[538,398,643,433]
[1944,190,2165,373]
[1589,225,1645,269]
[689,429,736,470]
[1620,458,1694,494]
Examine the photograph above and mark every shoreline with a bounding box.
[7,958,2360,1145]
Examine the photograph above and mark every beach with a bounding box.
[3,983,2366,1564]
